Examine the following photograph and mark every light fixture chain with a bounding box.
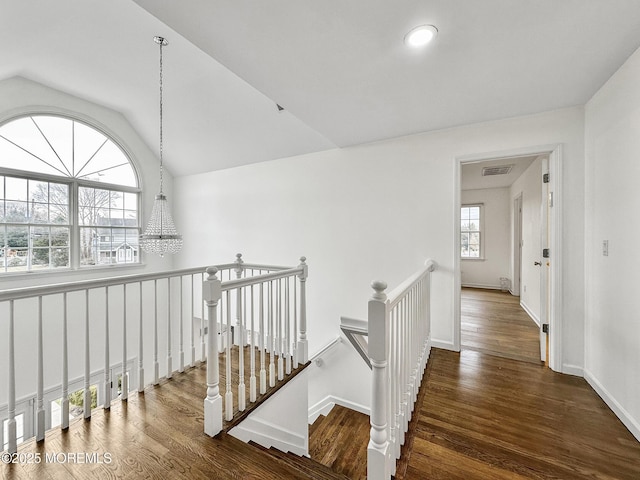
[159,37,164,194]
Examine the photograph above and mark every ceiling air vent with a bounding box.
[482,164,513,176]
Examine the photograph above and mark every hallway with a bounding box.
[461,287,541,364]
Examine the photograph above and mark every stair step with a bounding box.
[308,412,327,437]
[249,441,350,480]
[309,404,370,480]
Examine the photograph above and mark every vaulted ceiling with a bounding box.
[2,1,640,177]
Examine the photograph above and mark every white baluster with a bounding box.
[297,256,308,364]
[268,281,275,387]
[293,278,298,369]
[249,285,256,402]
[62,293,69,429]
[234,253,244,346]
[191,274,196,367]
[201,272,206,363]
[7,300,17,453]
[153,279,159,385]
[167,278,172,379]
[235,255,245,412]
[285,277,292,375]
[225,290,233,421]
[203,267,222,436]
[36,296,45,441]
[259,282,266,394]
[84,290,91,419]
[277,279,284,381]
[122,285,128,401]
[179,276,184,373]
[368,280,390,480]
[104,287,111,410]
[138,281,145,393]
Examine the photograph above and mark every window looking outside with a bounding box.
[461,205,482,258]
[0,115,140,273]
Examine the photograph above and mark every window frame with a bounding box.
[460,204,484,260]
[0,113,143,276]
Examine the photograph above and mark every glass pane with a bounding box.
[461,220,469,231]
[5,201,28,223]
[470,232,480,245]
[51,248,69,268]
[461,232,469,257]
[124,192,137,210]
[5,177,27,201]
[468,222,478,232]
[0,137,65,176]
[0,175,4,198]
[30,203,49,223]
[6,226,28,248]
[0,202,5,223]
[469,245,480,258]
[97,227,113,265]
[48,183,68,205]
[79,228,98,266]
[32,226,50,247]
[460,207,469,221]
[31,248,50,269]
[96,208,109,226]
[124,209,137,227]
[28,179,48,203]
[125,229,139,264]
[110,191,124,209]
[51,227,69,246]
[74,122,109,176]
[32,116,73,175]
[79,141,136,187]
[469,207,480,220]
[50,204,69,224]
[78,186,95,207]
[6,249,28,272]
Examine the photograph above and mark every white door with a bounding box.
[539,158,551,363]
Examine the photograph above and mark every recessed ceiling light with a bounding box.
[404,25,438,48]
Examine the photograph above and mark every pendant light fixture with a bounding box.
[140,36,183,257]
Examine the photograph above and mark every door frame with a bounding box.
[454,144,563,372]
[512,193,523,297]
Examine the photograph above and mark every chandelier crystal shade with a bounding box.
[140,36,183,257]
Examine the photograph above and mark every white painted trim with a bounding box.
[461,283,502,290]
[561,364,583,377]
[520,300,540,327]
[584,368,640,442]
[455,144,564,372]
[308,395,370,424]
[230,417,307,457]
[431,339,457,351]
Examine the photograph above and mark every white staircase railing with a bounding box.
[0,254,308,453]
[340,259,437,479]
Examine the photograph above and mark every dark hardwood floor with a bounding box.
[397,348,640,479]
[461,287,541,364]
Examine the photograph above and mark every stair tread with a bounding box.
[249,441,350,480]
[308,413,327,437]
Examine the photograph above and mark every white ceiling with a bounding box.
[461,155,539,191]
[2,1,640,178]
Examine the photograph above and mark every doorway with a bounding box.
[454,145,562,371]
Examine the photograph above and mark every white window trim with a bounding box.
[460,203,485,260]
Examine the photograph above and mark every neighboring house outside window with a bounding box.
[461,204,482,259]
[0,114,140,274]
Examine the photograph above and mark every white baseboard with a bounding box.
[520,301,540,327]
[584,368,640,442]
[308,395,370,424]
[561,364,583,377]
[461,283,502,290]
[230,417,307,456]
[431,339,457,351]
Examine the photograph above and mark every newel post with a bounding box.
[368,280,391,480]
[297,256,308,364]
[203,267,223,436]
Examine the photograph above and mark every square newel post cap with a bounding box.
[203,266,221,302]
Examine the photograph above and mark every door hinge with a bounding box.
[543,173,550,183]
[543,248,550,258]
[542,324,549,334]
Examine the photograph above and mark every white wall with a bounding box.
[174,106,586,407]
[510,158,543,324]
[460,188,510,290]
[584,46,640,439]
[0,77,176,411]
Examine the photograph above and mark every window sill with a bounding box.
[0,263,146,285]
[461,257,485,261]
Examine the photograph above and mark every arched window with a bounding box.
[0,114,141,273]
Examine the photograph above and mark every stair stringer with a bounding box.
[229,368,309,457]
